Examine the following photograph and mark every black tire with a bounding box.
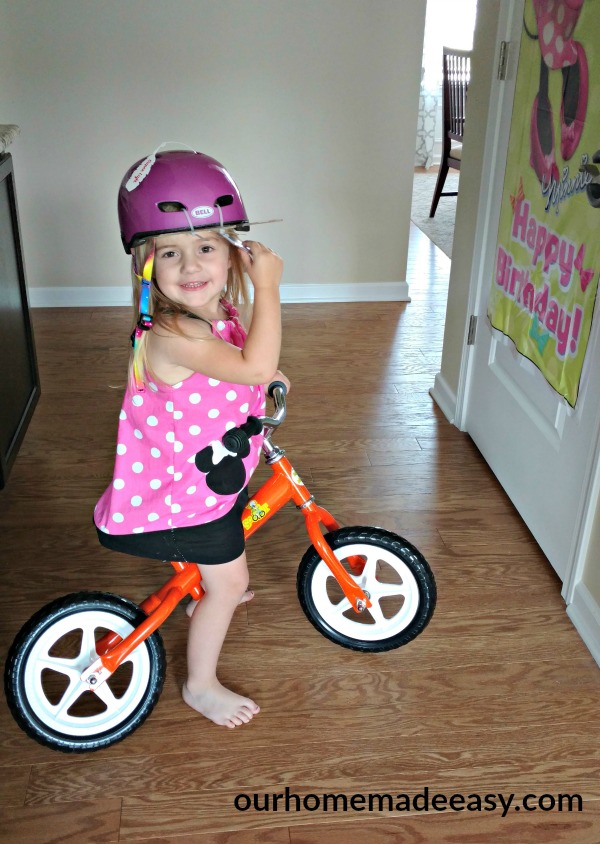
[297,527,436,652]
[4,592,166,752]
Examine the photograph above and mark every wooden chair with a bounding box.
[429,47,471,218]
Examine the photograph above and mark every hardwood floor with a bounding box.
[0,224,598,843]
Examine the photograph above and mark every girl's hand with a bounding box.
[265,370,290,394]
[240,241,283,290]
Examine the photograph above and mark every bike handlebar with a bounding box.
[220,381,287,454]
[260,381,287,431]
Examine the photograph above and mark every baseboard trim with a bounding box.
[28,281,411,308]
[429,371,457,424]
[566,582,600,668]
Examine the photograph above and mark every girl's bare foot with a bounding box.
[182,681,260,728]
[186,589,254,618]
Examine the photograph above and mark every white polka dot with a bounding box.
[112,513,124,523]
[150,479,161,489]
[557,3,565,25]
[117,443,127,455]
[168,518,173,527]
[134,429,143,439]
[225,421,236,431]
[149,382,158,392]
[131,495,142,507]
[172,382,183,389]
[146,415,158,426]
[240,403,249,413]
[166,432,175,443]
[543,21,554,46]
[174,410,183,420]
[174,441,183,452]
[205,496,217,506]
[226,389,237,401]
[188,513,196,519]
[186,486,197,495]
[189,425,201,435]
[208,408,220,418]
[166,401,174,412]
[132,527,145,533]
[99,526,109,534]
[132,395,144,406]
[151,447,161,458]
[119,410,127,421]
[187,455,195,463]
[148,513,159,522]
[216,320,226,331]
[208,378,220,386]
[172,503,181,514]
[113,478,125,490]
[167,466,174,474]
[165,495,172,506]
[132,462,144,473]
[189,393,201,404]
[174,472,183,481]
[555,35,564,55]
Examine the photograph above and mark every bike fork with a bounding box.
[252,449,372,613]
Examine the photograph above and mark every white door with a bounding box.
[458,0,600,583]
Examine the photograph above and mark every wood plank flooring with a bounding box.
[0,224,598,843]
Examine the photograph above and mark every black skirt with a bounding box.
[96,488,249,565]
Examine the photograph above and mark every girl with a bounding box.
[94,147,286,728]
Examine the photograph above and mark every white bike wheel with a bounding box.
[5,593,166,752]
[297,527,436,651]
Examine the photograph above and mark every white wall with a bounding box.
[1,0,426,303]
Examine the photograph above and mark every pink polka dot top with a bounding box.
[94,302,266,536]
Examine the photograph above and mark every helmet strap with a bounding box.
[131,243,155,391]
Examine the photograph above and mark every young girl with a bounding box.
[94,147,286,729]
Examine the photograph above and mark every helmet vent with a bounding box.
[215,194,234,207]
[157,201,187,213]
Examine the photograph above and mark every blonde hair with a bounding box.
[129,229,250,388]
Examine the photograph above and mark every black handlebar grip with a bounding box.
[268,380,288,398]
[221,416,262,457]
[242,416,263,437]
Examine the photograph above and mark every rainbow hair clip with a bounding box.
[131,244,155,391]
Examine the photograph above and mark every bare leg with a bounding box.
[186,588,254,618]
[182,553,260,728]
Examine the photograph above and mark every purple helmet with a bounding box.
[118,149,249,252]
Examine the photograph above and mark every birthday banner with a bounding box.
[488,0,600,408]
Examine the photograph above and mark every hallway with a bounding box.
[0,224,598,842]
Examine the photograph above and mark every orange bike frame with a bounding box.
[82,449,370,687]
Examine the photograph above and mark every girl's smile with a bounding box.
[154,231,231,316]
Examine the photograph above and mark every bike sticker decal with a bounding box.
[242,500,270,529]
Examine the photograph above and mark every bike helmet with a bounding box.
[118,146,249,253]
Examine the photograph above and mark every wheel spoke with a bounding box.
[53,677,89,718]
[360,557,378,584]
[367,598,386,626]
[91,680,120,712]
[374,581,410,599]
[35,655,82,679]
[79,620,101,664]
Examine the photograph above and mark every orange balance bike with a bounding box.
[4,384,436,752]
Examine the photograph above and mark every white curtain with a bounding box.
[415,0,478,169]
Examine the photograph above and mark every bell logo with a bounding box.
[191,206,214,219]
